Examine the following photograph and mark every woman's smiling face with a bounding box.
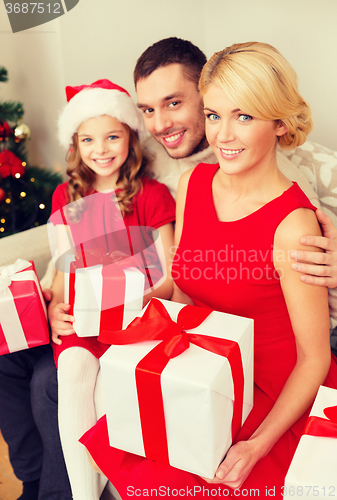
[203,84,287,177]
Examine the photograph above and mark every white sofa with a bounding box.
[0,224,52,281]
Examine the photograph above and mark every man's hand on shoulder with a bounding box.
[291,209,337,288]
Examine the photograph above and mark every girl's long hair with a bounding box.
[65,125,149,223]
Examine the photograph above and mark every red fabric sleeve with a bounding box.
[50,178,175,229]
[51,182,69,215]
[134,177,175,229]
[49,182,70,225]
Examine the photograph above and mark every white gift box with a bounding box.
[284,385,337,499]
[100,298,254,478]
[65,257,145,337]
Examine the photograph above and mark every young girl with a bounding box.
[48,79,175,500]
[80,45,337,499]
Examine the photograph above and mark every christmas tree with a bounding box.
[0,66,62,237]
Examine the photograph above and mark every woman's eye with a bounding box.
[238,114,253,122]
[108,135,118,140]
[82,138,92,143]
[206,113,220,121]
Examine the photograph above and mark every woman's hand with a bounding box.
[291,209,337,288]
[203,440,261,489]
[48,302,75,345]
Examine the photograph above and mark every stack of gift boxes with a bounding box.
[4,249,337,483]
[5,250,337,486]
[65,247,255,476]
[1,251,255,477]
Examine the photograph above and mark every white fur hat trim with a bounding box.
[58,87,146,148]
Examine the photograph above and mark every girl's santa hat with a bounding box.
[58,79,146,148]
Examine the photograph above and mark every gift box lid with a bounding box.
[284,385,337,495]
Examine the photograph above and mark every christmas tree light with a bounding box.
[0,66,62,237]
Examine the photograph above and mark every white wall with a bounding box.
[203,0,337,155]
[0,0,336,176]
[0,14,65,172]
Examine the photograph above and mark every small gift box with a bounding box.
[99,297,254,478]
[0,259,49,355]
[66,248,145,337]
[284,385,337,499]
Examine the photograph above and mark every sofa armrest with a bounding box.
[0,224,52,280]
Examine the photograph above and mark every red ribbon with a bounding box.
[99,298,245,465]
[69,245,144,331]
[303,404,337,438]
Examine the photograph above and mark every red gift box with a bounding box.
[0,259,49,355]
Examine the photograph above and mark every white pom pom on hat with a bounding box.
[57,79,146,149]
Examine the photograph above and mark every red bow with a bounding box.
[303,404,337,438]
[73,244,144,272]
[99,298,245,465]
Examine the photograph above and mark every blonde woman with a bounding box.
[81,44,337,499]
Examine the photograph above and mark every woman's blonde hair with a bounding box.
[199,42,313,149]
[65,125,149,223]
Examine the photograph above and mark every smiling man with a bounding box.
[134,37,337,301]
[136,63,207,159]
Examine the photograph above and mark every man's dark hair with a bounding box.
[134,37,207,87]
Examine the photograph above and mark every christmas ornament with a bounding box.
[0,121,11,140]
[14,123,31,142]
[0,187,5,204]
[0,149,26,179]
[0,67,63,237]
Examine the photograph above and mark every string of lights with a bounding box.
[0,66,62,237]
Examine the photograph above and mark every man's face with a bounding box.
[136,63,206,159]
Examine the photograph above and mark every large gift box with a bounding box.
[284,385,337,499]
[0,259,49,355]
[99,297,254,478]
[66,249,145,337]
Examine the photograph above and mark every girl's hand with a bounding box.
[48,302,75,345]
[202,440,259,489]
[43,288,53,303]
